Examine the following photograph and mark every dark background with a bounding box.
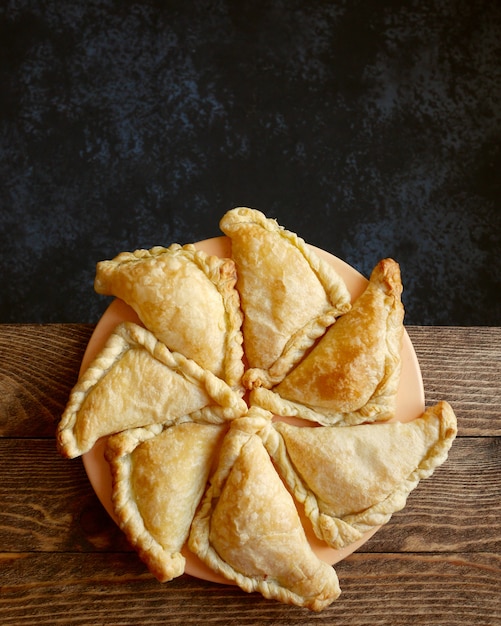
[1,0,500,326]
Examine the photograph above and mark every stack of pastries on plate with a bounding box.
[57,207,457,612]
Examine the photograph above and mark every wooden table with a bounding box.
[1,324,500,625]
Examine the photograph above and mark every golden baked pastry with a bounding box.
[262,401,457,549]
[57,322,247,458]
[188,408,341,611]
[251,258,405,425]
[94,243,244,389]
[220,207,351,389]
[56,208,458,612]
[105,421,226,582]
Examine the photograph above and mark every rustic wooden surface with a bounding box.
[0,324,500,625]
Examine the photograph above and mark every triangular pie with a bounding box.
[57,322,247,458]
[105,421,226,582]
[94,243,244,389]
[261,401,457,549]
[251,258,405,425]
[188,407,341,611]
[220,207,351,389]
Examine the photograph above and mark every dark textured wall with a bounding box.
[1,0,500,325]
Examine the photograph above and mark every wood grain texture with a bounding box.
[0,553,499,625]
[407,326,501,435]
[0,439,129,552]
[0,324,94,436]
[0,325,499,625]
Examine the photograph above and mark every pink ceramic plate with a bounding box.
[82,236,425,584]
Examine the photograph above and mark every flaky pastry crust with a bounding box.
[105,421,226,582]
[188,408,341,611]
[262,402,457,549]
[56,208,459,612]
[220,207,351,389]
[94,243,244,390]
[251,258,405,425]
[57,322,247,458]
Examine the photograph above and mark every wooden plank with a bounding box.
[407,326,501,435]
[0,325,94,437]
[1,325,500,436]
[335,552,501,626]
[0,437,498,555]
[0,439,129,552]
[0,552,499,625]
